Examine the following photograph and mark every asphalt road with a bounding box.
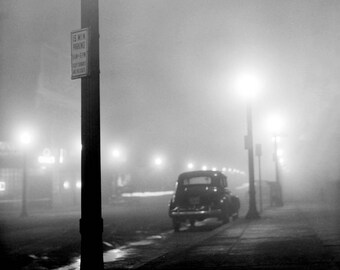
[2,193,338,270]
[0,195,176,270]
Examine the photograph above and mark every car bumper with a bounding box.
[169,208,222,218]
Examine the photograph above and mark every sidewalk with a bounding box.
[137,203,340,270]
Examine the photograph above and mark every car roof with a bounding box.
[177,170,225,180]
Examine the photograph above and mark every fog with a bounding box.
[1,0,340,202]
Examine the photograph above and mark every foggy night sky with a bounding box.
[1,0,340,189]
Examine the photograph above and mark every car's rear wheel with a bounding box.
[172,218,181,232]
[221,205,230,224]
[232,211,239,221]
[222,213,229,224]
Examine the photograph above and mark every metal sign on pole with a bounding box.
[71,28,89,79]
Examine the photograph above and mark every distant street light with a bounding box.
[19,131,32,217]
[187,162,194,170]
[20,132,32,145]
[154,157,163,167]
[112,149,121,159]
[236,72,260,219]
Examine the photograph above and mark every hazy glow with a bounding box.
[0,182,6,192]
[187,162,194,169]
[59,149,65,164]
[202,165,207,171]
[235,72,263,99]
[112,149,121,158]
[38,155,55,164]
[272,136,281,143]
[121,191,173,197]
[277,148,284,157]
[63,181,70,190]
[20,131,32,145]
[76,181,81,189]
[267,114,285,135]
[154,156,163,166]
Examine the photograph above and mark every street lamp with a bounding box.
[153,156,163,167]
[267,114,285,207]
[235,73,260,219]
[19,131,32,217]
[112,149,121,159]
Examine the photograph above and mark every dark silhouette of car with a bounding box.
[168,170,240,232]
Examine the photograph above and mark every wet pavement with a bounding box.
[17,200,339,270]
[107,202,340,270]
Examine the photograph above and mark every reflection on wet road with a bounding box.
[55,217,231,270]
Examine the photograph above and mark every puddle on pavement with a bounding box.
[54,234,165,270]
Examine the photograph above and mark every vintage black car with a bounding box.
[168,170,240,232]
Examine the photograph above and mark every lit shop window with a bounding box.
[0,182,6,192]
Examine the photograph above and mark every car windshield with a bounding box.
[182,176,212,185]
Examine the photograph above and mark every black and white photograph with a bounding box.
[0,1,339,269]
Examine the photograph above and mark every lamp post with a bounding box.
[235,73,260,219]
[255,143,263,212]
[267,114,284,207]
[273,134,284,206]
[245,102,260,219]
[19,132,32,217]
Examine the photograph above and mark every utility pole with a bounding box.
[79,0,103,269]
[245,103,260,219]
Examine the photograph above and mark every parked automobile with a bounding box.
[168,170,240,232]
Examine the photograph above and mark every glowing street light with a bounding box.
[63,181,70,190]
[187,162,194,170]
[236,72,261,220]
[20,132,32,145]
[153,156,163,167]
[235,73,263,100]
[267,114,285,136]
[112,149,121,159]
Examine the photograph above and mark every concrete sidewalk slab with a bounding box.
[137,204,339,269]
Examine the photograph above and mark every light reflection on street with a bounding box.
[55,233,165,270]
[103,247,134,262]
[121,191,174,197]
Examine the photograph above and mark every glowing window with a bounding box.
[0,182,6,191]
[183,177,212,185]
